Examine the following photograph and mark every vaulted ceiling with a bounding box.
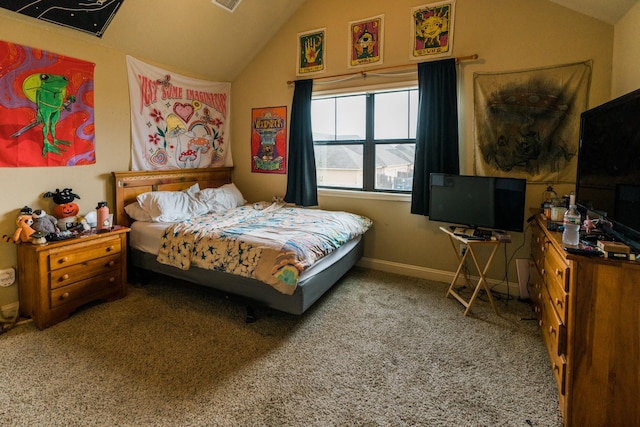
[98,0,308,81]
[3,0,636,83]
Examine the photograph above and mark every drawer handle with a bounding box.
[105,246,114,252]
[61,274,69,281]
[107,261,115,267]
[108,277,116,283]
[555,298,563,309]
[58,256,69,264]
[555,268,563,278]
[534,306,541,313]
[549,326,556,337]
[539,319,544,327]
[552,363,560,374]
[60,292,70,300]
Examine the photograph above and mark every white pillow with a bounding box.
[197,183,246,213]
[136,190,209,222]
[124,202,152,222]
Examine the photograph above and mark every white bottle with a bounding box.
[562,193,581,246]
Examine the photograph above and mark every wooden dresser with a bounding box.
[529,215,640,426]
[17,227,130,330]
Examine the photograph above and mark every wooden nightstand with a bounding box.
[17,227,130,329]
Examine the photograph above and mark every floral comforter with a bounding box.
[156,203,372,295]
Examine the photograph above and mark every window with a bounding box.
[312,87,418,192]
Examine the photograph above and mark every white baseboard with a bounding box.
[357,257,521,297]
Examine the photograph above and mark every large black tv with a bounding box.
[576,88,640,251]
[429,173,527,232]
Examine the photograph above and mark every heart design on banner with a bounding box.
[173,103,194,123]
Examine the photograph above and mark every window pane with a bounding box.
[336,95,366,140]
[375,143,415,191]
[409,89,418,139]
[315,144,363,189]
[374,91,409,140]
[312,98,336,140]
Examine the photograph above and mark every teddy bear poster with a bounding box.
[0,40,96,167]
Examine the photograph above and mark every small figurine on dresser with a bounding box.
[2,214,36,244]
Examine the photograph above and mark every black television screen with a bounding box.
[576,88,640,250]
[429,173,527,232]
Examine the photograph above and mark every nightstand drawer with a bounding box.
[49,237,121,270]
[49,253,121,290]
[50,271,122,309]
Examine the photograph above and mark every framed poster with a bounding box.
[348,15,384,68]
[410,0,455,60]
[296,28,326,76]
[251,106,287,174]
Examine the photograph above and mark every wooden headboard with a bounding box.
[112,167,233,227]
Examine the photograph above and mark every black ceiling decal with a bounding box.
[1,0,124,37]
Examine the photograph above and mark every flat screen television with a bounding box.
[429,173,527,232]
[576,88,640,251]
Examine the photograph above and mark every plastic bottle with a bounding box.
[562,193,581,246]
[96,201,110,230]
[542,185,557,220]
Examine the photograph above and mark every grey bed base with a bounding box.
[129,237,364,320]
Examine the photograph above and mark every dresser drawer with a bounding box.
[50,271,122,309]
[49,253,121,290]
[531,223,547,272]
[49,237,121,270]
[545,269,569,325]
[543,245,570,292]
[528,259,544,320]
[540,284,567,357]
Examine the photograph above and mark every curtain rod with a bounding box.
[286,54,478,85]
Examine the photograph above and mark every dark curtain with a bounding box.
[410,58,460,216]
[284,79,318,206]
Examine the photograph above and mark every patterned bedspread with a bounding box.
[156,203,372,295]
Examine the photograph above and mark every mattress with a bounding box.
[129,220,362,284]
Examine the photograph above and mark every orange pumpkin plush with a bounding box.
[43,188,81,231]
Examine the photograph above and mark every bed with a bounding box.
[112,167,371,321]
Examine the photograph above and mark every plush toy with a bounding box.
[43,188,81,231]
[2,215,36,243]
[32,209,59,236]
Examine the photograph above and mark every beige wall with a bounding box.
[232,0,614,288]
[613,1,640,97]
[0,1,618,293]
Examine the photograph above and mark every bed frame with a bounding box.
[112,168,364,321]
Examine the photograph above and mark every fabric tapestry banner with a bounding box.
[473,61,592,182]
[126,56,232,171]
[0,40,95,167]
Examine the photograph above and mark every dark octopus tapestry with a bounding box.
[473,61,592,183]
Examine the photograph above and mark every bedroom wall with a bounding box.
[0,1,617,294]
[231,0,614,289]
[612,1,640,97]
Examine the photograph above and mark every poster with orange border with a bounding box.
[251,106,287,174]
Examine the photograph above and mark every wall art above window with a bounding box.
[410,1,455,60]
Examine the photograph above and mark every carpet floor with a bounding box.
[0,267,561,426]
